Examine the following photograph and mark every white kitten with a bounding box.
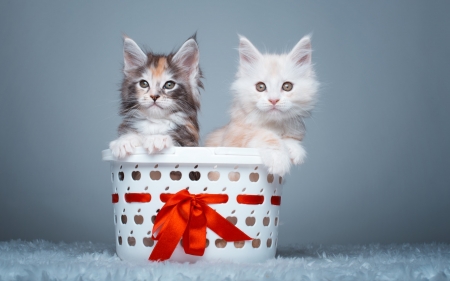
[205,35,318,176]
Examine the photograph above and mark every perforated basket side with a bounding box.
[103,147,283,263]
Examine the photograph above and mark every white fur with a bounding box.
[258,147,292,176]
[231,37,318,125]
[109,133,142,158]
[133,111,186,135]
[227,35,318,175]
[111,112,186,158]
[283,138,307,165]
[142,134,173,154]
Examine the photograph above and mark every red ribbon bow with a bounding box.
[150,189,252,261]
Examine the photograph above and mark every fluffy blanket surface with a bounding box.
[0,240,449,281]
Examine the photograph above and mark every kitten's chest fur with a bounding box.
[243,117,306,140]
[133,118,175,135]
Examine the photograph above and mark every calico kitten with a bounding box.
[110,35,203,158]
[205,35,318,176]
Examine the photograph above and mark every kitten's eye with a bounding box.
[139,80,149,88]
[282,82,293,92]
[163,81,176,90]
[256,82,266,92]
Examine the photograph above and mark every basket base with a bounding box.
[116,241,277,263]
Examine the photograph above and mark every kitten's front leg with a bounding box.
[248,132,291,176]
[142,135,173,154]
[283,138,306,165]
[259,148,291,176]
[110,133,142,158]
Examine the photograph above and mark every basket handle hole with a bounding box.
[132,171,141,181]
[143,237,154,247]
[215,239,227,248]
[234,241,245,248]
[226,216,237,225]
[252,239,261,248]
[245,217,255,226]
[249,173,259,182]
[189,171,201,181]
[228,172,240,182]
[170,171,182,181]
[150,171,161,181]
[208,171,220,181]
[134,215,144,225]
[128,237,136,246]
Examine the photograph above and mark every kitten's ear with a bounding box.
[288,35,312,66]
[172,38,199,73]
[238,36,262,65]
[123,37,147,72]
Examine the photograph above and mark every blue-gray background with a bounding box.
[1,1,449,246]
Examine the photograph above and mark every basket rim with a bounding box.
[102,147,264,164]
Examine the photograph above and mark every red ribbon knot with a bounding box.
[150,189,252,261]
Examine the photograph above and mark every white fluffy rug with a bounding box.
[1,240,449,281]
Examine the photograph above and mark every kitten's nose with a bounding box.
[269,99,280,105]
[150,95,160,101]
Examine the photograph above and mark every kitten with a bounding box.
[110,35,203,158]
[205,35,318,176]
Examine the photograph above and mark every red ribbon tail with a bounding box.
[202,202,252,242]
[149,201,190,261]
[183,202,207,256]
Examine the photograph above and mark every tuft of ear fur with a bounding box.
[238,35,263,66]
[173,35,202,104]
[123,37,147,72]
[288,35,312,66]
[172,37,199,75]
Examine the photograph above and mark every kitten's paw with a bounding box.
[284,141,306,165]
[142,135,173,154]
[110,134,142,159]
[259,148,291,176]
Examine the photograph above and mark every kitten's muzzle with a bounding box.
[269,99,280,105]
[150,95,160,102]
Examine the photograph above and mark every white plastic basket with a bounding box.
[102,147,284,263]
